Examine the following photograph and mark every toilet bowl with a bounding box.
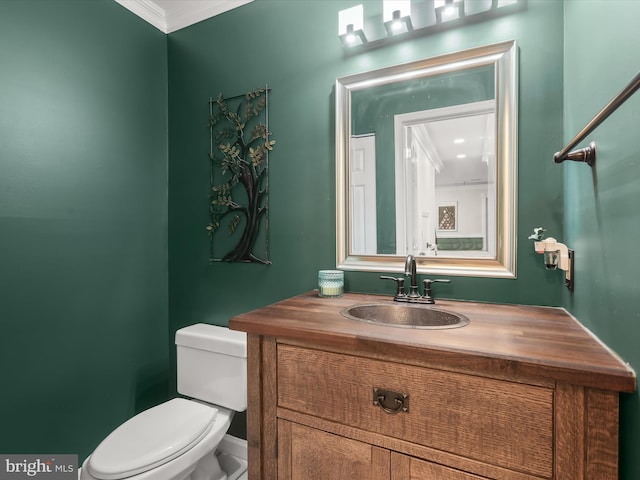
[80,324,247,480]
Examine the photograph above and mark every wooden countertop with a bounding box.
[229,291,636,393]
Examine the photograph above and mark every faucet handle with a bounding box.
[423,278,450,285]
[380,276,406,300]
[422,278,450,304]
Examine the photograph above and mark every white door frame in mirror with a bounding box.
[336,40,518,278]
[394,100,496,259]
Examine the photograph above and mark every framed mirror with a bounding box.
[336,40,517,277]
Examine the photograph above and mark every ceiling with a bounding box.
[424,112,494,187]
[114,0,254,34]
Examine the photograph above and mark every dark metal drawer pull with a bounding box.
[372,388,409,414]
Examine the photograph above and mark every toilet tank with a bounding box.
[175,323,247,411]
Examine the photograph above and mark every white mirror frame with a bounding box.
[336,40,518,278]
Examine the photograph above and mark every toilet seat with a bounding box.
[87,398,218,480]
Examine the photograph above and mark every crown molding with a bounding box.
[113,0,254,34]
[165,0,254,33]
[114,0,167,32]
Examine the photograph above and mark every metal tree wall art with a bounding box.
[207,86,274,264]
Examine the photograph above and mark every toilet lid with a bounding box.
[88,398,218,480]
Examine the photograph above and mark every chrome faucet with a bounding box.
[404,254,421,299]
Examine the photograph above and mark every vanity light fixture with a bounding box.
[435,0,465,24]
[383,0,413,36]
[338,0,522,50]
[534,237,574,291]
[339,4,367,47]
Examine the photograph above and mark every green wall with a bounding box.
[3,0,638,475]
[563,1,640,478]
[0,0,169,462]
[167,0,566,450]
[167,0,565,449]
[168,0,565,338]
[168,2,640,475]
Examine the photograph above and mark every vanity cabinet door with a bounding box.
[391,453,494,480]
[277,420,390,480]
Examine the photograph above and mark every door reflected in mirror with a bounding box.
[336,41,517,277]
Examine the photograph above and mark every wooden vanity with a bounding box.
[229,291,636,480]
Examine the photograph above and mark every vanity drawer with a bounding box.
[277,344,554,478]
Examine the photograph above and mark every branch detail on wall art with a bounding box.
[207,86,274,264]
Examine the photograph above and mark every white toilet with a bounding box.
[80,324,247,480]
